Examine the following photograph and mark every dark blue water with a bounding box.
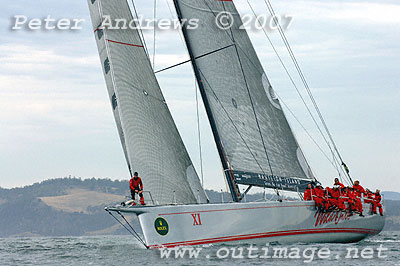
[1,232,399,265]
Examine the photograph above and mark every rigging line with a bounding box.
[277,93,336,169]
[195,79,204,187]
[197,67,267,175]
[106,210,147,248]
[220,0,280,195]
[129,0,150,58]
[154,44,235,74]
[117,211,148,248]
[153,0,157,68]
[247,1,342,177]
[265,0,352,184]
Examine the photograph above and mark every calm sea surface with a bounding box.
[1,232,399,265]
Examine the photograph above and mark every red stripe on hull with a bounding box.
[148,227,379,249]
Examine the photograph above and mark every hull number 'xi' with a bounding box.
[191,213,202,226]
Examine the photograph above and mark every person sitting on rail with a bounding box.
[314,185,330,212]
[333,185,346,210]
[372,189,384,216]
[326,185,345,211]
[325,186,335,210]
[364,189,374,203]
[304,184,314,201]
[345,187,356,215]
[353,180,366,198]
[341,187,351,209]
[364,188,374,214]
[348,186,364,216]
[313,185,328,212]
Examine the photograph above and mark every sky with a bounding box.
[0,0,399,193]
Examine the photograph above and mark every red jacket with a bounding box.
[130,177,143,191]
[353,184,365,197]
[330,189,340,199]
[304,188,313,201]
[374,193,382,203]
[314,187,325,197]
[334,182,345,188]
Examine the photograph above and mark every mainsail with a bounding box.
[173,0,315,196]
[87,0,208,205]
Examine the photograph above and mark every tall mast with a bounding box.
[173,0,241,202]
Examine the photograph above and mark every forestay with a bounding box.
[87,0,208,204]
[174,0,315,192]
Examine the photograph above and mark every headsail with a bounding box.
[174,0,315,194]
[87,0,208,204]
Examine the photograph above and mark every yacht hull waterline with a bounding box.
[107,201,384,248]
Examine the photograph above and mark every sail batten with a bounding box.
[87,0,208,204]
[174,0,315,193]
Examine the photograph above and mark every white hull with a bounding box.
[110,200,384,248]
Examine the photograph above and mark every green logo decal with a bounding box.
[154,217,169,236]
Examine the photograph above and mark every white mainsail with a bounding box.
[87,0,208,205]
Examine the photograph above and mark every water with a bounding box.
[0,232,399,265]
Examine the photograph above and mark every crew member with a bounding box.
[314,185,329,211]
[364,189,374,204]
[334,178,345,188]
[333,185,345,210]
[352,180,365,216]
[304,184,314,201]
[364,189,374,214]
[372,189,383,216]
[130,172,145,205]
[353,180,366,197]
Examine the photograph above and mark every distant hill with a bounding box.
[382,191,400,201]
[0,178,399,237]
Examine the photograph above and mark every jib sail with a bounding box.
[87,0,208,204]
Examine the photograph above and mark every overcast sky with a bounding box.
[1,0,399,193]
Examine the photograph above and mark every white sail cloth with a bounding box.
[175,0,315,190]
[87,0,208,204]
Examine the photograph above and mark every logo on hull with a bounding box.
[154,217,169,236]
[314,210,351,227]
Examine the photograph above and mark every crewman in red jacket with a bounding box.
[364,189,374,204]
[130,172,145,205]
[372,189,383,216]
[349,187,364,216]
[364,189,374,214]
[333,185,345,210]
[326,186,337,209]
[314,185,329,211]
[353,180,365,198]
[334,178,345,188]
[304,184,314,201]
